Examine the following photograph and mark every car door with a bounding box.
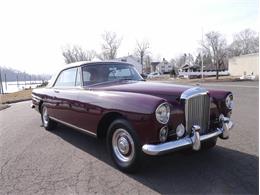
[51,67,81,124]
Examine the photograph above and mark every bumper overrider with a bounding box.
[31,94,41,112]
[142,117,234,155]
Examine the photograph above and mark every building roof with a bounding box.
[151,62,160,66]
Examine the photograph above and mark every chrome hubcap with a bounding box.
[118,137,130,155]
[112,128,135,162]
[42,107,49,126]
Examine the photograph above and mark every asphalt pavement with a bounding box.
[0,81,258,194]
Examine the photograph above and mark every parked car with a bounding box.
[240,74,256,80]
[140,73,148,79]
[31,61,234,172]
[147,72,161,79]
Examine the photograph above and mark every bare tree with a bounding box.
[134,40,150,73]
[202,31,227,79]
[86,50,96,61]
[62,45,96,64]
[135,40,150,65]
[228,28,259,57]
[175,53,187,68]
[143,55,152,73]
[98,31,122,60]
[195,53,212,66]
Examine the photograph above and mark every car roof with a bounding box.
[62,60,134,70]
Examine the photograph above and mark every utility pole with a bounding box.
[17,74,19,87]
[0,68,3,94]
[24,74,26,87]
[201,28,204,80]
[141,51,144,74]
[4,74,7,92]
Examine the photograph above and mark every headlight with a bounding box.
[159,126,168,142]
[155,102,170,124]
[176,123,185,137]
[225,94,233,109]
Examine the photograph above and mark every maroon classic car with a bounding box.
[31,61,234,172]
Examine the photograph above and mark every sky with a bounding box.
[0,0,258,74]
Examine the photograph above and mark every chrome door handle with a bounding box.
[54,90,60,93]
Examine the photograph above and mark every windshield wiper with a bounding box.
[117,78,134,81]
[117,78,145,81]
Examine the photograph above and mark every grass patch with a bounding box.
[0,89,32,104]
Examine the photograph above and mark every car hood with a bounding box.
[91,81,192,100]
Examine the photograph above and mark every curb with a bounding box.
[1,98,31,105]
[0,104,10,111]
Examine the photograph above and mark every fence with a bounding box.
[0,72,45,94]
[178,70,229,78]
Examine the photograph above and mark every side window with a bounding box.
[83,71,91,82]
[54,68,77,87]
[82,65,107,85]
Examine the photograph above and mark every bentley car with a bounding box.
[31,61,234,172]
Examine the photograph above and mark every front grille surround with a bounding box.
[181,87,210,134]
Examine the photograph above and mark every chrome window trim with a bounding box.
[49,116,97,137]
[75,67,83,87]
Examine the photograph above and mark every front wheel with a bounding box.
[41,105,57,131]
[107,119,141,173]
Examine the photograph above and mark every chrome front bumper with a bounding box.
[142,119,234,156]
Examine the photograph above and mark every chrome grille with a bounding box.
[185,94,210,134]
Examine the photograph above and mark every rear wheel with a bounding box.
[107,119,141,173]
[41,105,57,131]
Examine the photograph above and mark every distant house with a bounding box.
[114,55,142,73]
[178,62,229,78]
[151,61,160,72]
[179,64,201,72]
[156,58,175,74]
[229,53,259,77]
[179,62,228,73]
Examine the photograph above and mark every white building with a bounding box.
[156,58,174,73]
[115,55,143,74]
[229,53,259,77]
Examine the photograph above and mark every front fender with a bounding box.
[209,89,233,115]
[77,90,166,115]
[77,90,166,144]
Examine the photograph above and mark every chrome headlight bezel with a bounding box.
[225,94,233,109]
[159,126,168,142]
[155,102,171,124]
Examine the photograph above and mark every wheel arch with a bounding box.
[97,112,126,138]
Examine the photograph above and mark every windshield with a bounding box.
[82,63,143,86]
